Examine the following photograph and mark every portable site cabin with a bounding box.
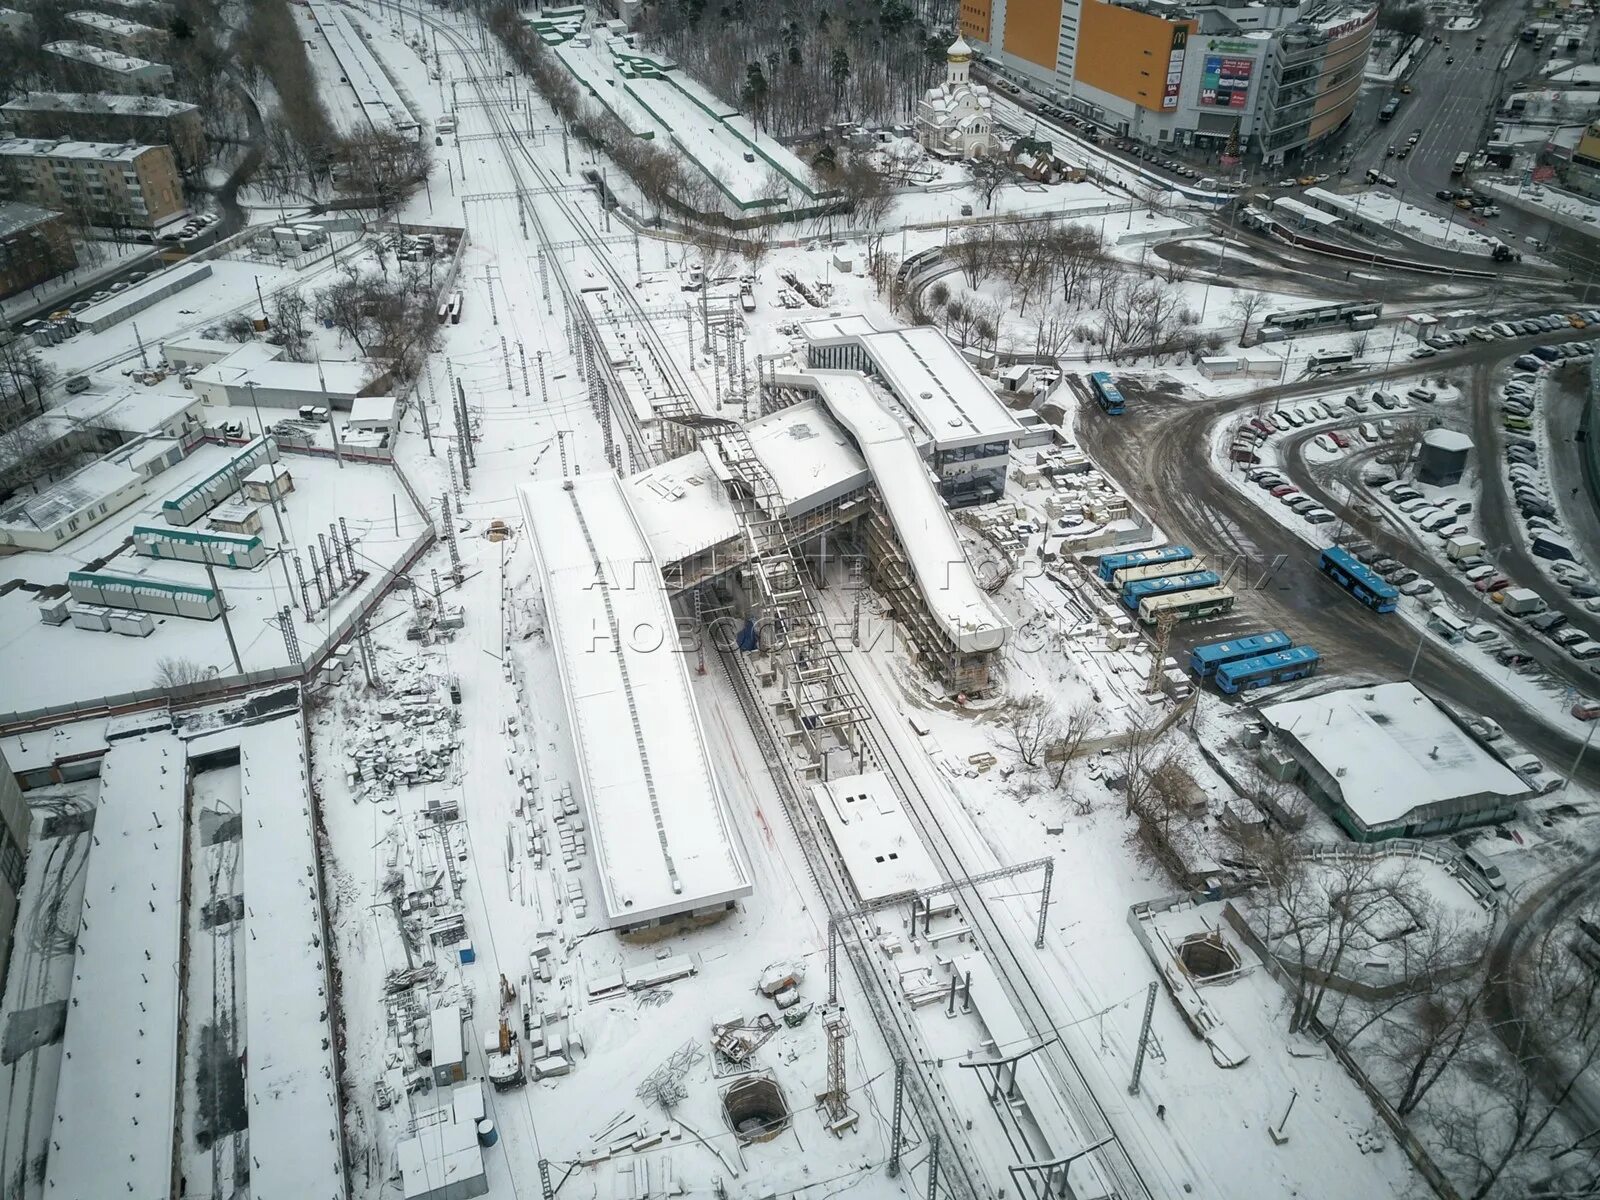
[66,569,223,620]
[430,1006,465,1089]
[241,462,293,503]
[132,523,266,569]
[160,436,277,527]
[207,502,262,537]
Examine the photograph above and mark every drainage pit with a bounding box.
[1177,931,1242,981]
[721,1076,791,1144]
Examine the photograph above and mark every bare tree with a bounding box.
[967,156,1016,210]
[1001,695,1059,770]
[154,656,213,687]
[1046,700,1101,788]
[272,291,311,361]
[1230,291,1267,345]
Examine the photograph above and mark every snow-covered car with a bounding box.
[1314,433,1338,453]
[1400,579,1435,596]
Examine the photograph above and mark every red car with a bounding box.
[1330,431,1352,449]
[1271,484,1299,497]
[1474,575,1511,593]
[1252,418,1275,435]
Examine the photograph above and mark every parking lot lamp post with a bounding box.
[1566,713,1600,789]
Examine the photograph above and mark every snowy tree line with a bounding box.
[638,0,958,138]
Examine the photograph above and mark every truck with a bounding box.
[1501,587,1545,616]
[1446,534,1485,561]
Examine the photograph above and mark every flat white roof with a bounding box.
[0,456,142,533]
[67,9,161,35]
[626,398,867,565]
[192,343,371,398]
[801,369,1008,654]
[42,39,168,72]
[0,135,160,163]
[431,1005,463,1064]
[46,732,184,1199]
[811,772,943,905]
[1261,682,1529,829]
[396,1083,485,1199]
[520,474,751,927]
[239,714,345,1196]
[348,394,398,424]
[802,316,1023,450]
[1,89,195,117]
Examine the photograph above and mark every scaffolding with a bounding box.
[680,415,866,775]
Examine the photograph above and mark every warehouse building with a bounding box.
[188,340,381,411]
[42,40,174,93]
[1,92,207,172]
[962,0,1376,164]
[0,200,76,299]
[0,137,184,229]
[1259,682,1531,841]
[0,457,146,550]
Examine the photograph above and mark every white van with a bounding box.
[1462,846,1505,890]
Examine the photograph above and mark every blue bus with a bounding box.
[1089,371,1125,415]
[1189,630,1294,677]
[1215,646,1321,694]
[1318,546,1398,613]
[1096,544,1192,584]
[1122,570,1221,610]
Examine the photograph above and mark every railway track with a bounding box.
[839,658,1156,1200]
[716,647,988,1200]
[409,11,1157,1196]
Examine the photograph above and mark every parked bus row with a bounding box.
[1189,630,1321,694]
[1093,544,1234,625]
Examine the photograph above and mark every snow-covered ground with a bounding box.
[0,442,420,715]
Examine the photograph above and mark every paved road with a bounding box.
[1271,397,1600,700]
[1538,359,1600,567]
[1075,335,1600,789]
[1484,841,1600,1138]
[1468,358,1600,643]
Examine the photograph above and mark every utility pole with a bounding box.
[1128,980,1158,1095]
[206,563,244,675]
[887,1058,905,1177]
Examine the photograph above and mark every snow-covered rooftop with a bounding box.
[626,397,868,565]
[800,369,1009,654]
[0,135,162,163]
[66,8,162,36]
[1260,682,1530,830]
[239,713,345,1195]
[811,772,943,905]
[46,731,184,1199]
[519,474,751,928]
[0,456,142,534]
[801,316,1024,451]
[42,39,170,74]
[0,200,61,239]
[0,89,196,118]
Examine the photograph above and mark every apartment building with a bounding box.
[0,202,76,299]
[43,40,174,94]
[66,9,168,56]
[0,139,184,230]
[962,0,1376,165]
[1,92,206,171]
